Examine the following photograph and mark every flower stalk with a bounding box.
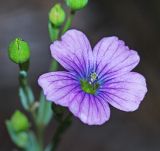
[62,10,75,34]
[18,66,44,151]
[51,113,72,151]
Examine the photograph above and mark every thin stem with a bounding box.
[19,66,44,151]
[48,21,60,42]
[49,59,58,71]
[62,10,75,34]
[36,124,44,151]
[51,114,72,151]
[19,70,33,109]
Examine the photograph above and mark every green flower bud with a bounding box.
[10,110,30,133]
[49,4,66,27]
[8,38,30,64]
[65,0,88,11]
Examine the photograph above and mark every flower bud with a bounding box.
[10,110,30,133]
[65,0,88,11]
[8,38,30,64]
[49,4,66,27]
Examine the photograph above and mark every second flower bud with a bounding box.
[49,4,66,27]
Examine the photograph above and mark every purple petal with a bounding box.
[50,29,93,78]
[93,37,140,81]
[38,71,110,125]
[99,72,147,111]
[69,92,110,125]
[38,71,81,106]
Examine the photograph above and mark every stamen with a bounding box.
[80,72,99,94]
[89,72,98,84]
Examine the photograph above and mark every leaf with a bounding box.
[19,86,34,111]
[37,93,53,126]
[26,86,34,105]
[19,87,29,110]
[26,132,40,151]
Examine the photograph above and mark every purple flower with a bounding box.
[38,29,147,125]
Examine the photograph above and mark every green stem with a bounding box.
[48,21,60,42]
[19,65,44,151]
[49,59,58,71]
[51,114,72,151]
[19,70,33,109]
[62,10,75,34]
[37,124,44,151]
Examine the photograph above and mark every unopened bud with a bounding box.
[49,4,66,27]
[65,0,88,11]
[8,38,30,64]
[10,110,30,132]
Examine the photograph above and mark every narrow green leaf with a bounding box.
[6,120,18,144]
[37,93,53,126]
[26,132,40,151]
[19,87,29,110]
[26,86,34,104]
[19,86,34,111]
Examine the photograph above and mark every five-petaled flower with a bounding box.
[38,29,147,125]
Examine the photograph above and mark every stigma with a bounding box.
[89,72,98,84]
